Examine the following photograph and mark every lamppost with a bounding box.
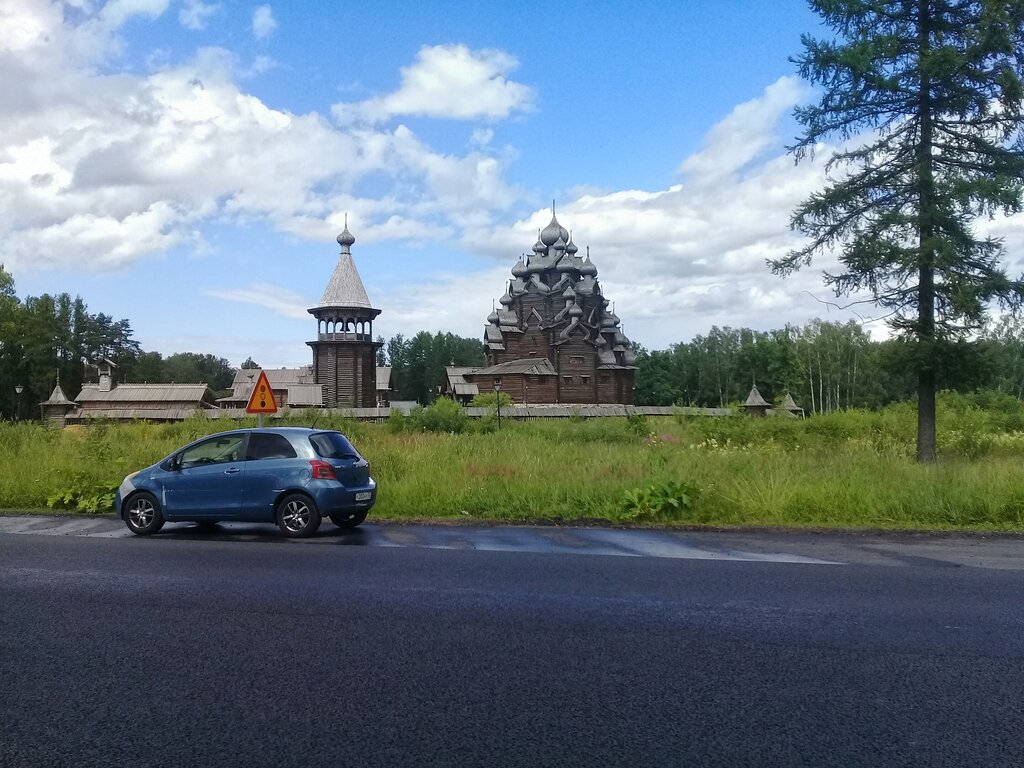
[493,378,502,430]
[14,384,24,423]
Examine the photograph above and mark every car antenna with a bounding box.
[309,413,321,430]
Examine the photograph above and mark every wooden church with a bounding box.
[463,208,637,404]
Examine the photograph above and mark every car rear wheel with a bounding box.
[330,510,368,529]
[276,493,321,538]
[124,492,165,536]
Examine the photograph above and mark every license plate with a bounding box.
[355,492,372,501]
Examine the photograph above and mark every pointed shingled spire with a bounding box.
[321,219,372,308]
[43,377,75,405]
[779,393,804,413]
[742,385,771,408]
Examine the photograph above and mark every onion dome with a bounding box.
[580,252,597,277]
[540,210,569,247]
[487,307,500,324]
[512,257,529,278]
[601,311,617,328]
[552,234,567,253]
[532,230,546,254]
[568,302,583,318]
[565,231,579,256]
[337,228,355,248]
[499,288,513,306]
[562,286,575,300]
[336,213,355,251]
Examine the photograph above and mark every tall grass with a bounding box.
[4,392,1024,530]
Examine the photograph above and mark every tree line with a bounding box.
[0,266,234,419]
[379,331,486,404]
[633,317,1024,409]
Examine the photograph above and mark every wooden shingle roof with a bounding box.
[742,385,771,408]
[75,383,213,403]
[42,382,75,405]
[469,358,558,376]
[229,367,312,390]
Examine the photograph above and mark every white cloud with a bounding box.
[179,0,219,30]
[101,0,170,28]
[205,284,312,320]
[679,76,806,183]
[332,44,535,125]
[237,54,276,79]
[251,4,276,39]
[471,128,494,147]
[0,6,524,274]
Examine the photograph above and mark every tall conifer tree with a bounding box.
[775,0,1024,461]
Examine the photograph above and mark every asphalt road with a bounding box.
[2,518,1023,767]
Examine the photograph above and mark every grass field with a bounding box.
[4,391,1024,531]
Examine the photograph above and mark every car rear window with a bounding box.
[309,432,360,459]
[247,433,298,461]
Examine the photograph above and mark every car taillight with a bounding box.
[309,460,336,480]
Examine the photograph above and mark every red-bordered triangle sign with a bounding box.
[245,370,278,414]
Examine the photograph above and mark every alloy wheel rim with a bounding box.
[129,499,154,528]
[283,500,310,531]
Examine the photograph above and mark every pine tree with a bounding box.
[774,0,1024,461]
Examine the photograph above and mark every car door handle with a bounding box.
[224,467,241,474]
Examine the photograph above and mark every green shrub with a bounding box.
[626,412,650,436]
[620,479,700,521]
[47,474,118,514]
[408,397,468,434]
[470,391,513,407]
[387,408,410,433]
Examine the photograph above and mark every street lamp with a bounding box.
[493,378,502,430]
[14,384,24,423]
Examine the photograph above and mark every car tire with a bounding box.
[276,493,321,538]
[124,492,165,536]
[330,510,368,529]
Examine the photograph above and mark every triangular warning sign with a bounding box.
[245,370,278,414]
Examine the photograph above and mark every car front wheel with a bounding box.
[276,493,321,538]
[124,492,165,536]
[330,510,368,529]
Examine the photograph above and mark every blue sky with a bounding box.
[6,0,1022,369]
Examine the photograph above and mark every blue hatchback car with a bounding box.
[115,427,376,538]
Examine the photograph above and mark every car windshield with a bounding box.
[309,432,360,460]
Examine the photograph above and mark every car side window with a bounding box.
[179,435,244,468]
[246,433,297,461]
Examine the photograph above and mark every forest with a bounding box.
[6,262,1024,419]
[631,318,1024,411]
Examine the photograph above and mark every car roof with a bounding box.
[204,427,337,437]
[177,426,346,447]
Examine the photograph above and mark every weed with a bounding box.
[620,480,700,521]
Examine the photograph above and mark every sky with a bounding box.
[5,0,1024,369]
